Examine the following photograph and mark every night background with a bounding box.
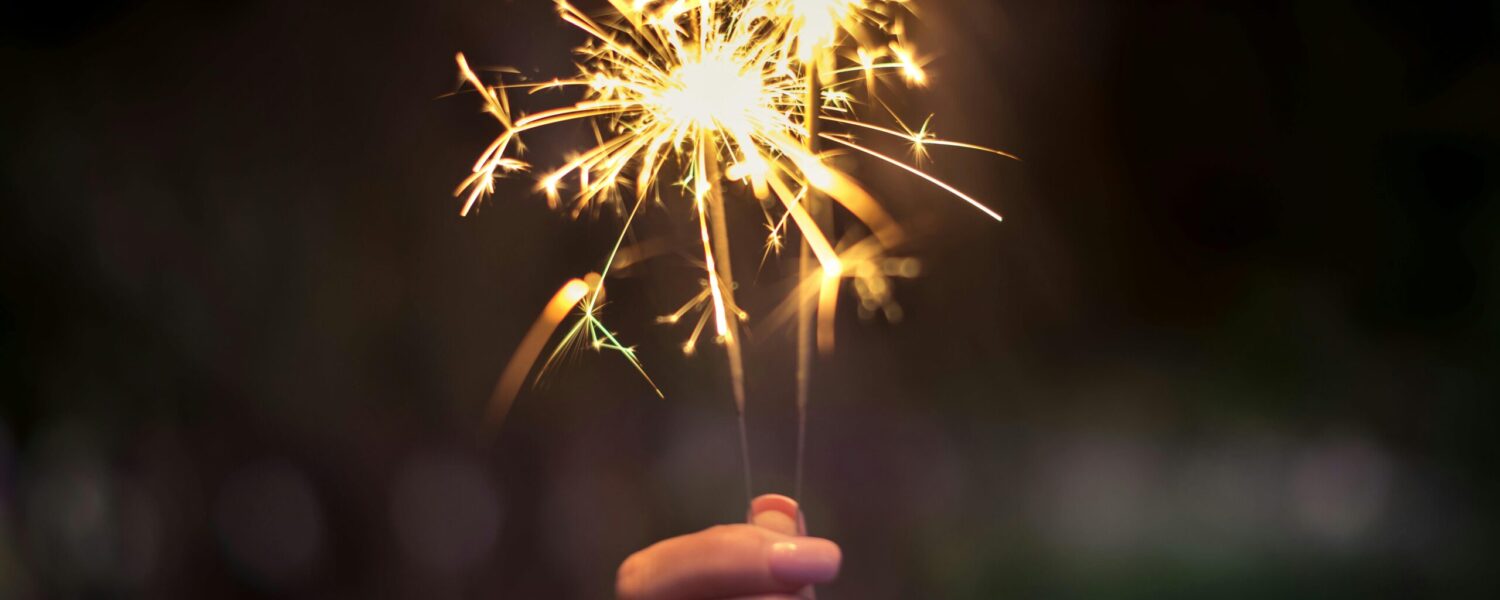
[2,0,1498,597]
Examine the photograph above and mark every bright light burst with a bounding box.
[776,0,862,57]
[457,0,1013,445]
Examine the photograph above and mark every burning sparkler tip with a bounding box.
[461,0,1013,424]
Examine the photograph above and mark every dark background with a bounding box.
[3,0,1498,597]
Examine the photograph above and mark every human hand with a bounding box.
[615,494,841,600]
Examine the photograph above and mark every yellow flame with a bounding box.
[455,0,1014,400]
[655,52,765,133]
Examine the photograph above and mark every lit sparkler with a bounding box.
[455,0,1011,496]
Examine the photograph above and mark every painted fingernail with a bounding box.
[768,539,841,584]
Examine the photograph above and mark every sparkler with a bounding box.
[455,0,1012,499]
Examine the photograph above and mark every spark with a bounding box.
[455,0,1015,494]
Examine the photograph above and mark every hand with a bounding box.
[616,494,842,600]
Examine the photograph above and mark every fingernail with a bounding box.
[750,494,800,522]
[768,539,841,584]
[749,494,805,535]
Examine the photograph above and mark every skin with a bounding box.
[616,495,841,600]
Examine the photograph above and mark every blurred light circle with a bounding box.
[1175,432,1288,542]
[214,462,325,586]
[1291,434,1393,545]
[1034,432,1158,555]
[389,450,501,575]
[21,423,160,589]
[26,455,113,580]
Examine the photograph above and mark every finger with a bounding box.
[748,494,801,535]
[615,525,840,600]
[716,595,803,600]
[747,495,816,600]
